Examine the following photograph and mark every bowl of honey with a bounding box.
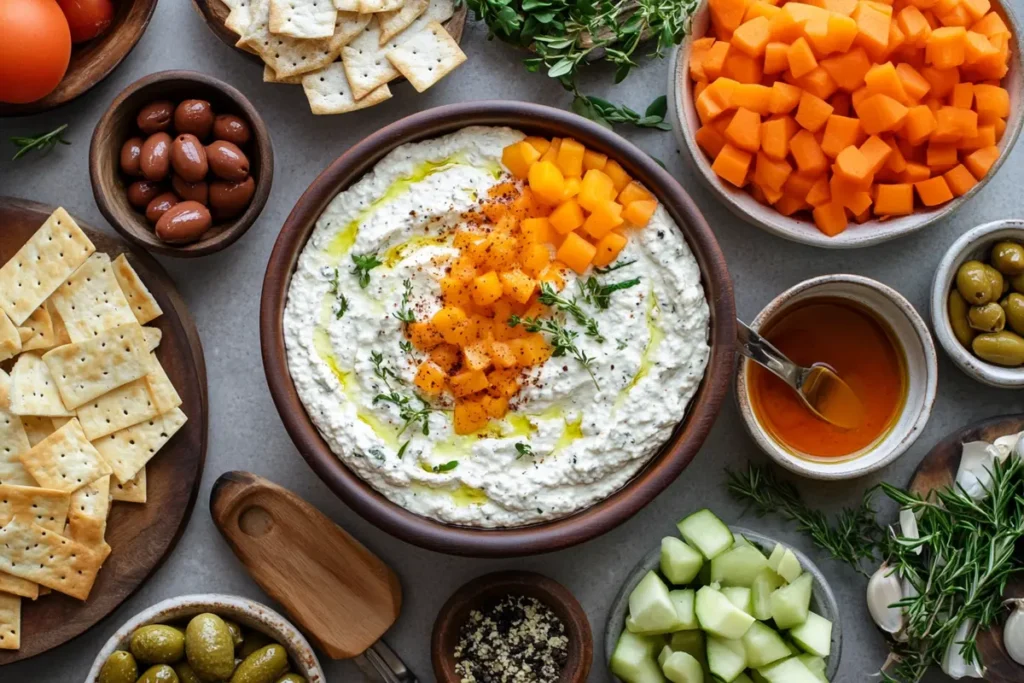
[736,274,939,479]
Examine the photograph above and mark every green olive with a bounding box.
[1011,272,1024,294]
[969,302,1006,332]
[131,625,186,664]
[137,665,181,683]
[956,260,994,304]
[276,675,306,683]
[97,650,138,683]
[173,662,203,683]
[948,289,976,348]
[230,644,290,683]
[224,620,245,649]
[972,331,1024,366]
[984,264,1006,300]
[238,631,274,659]
[1002,292,1024,335]
[991,241,1024,275]
[185,613,237,681]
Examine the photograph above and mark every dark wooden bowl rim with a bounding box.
[89,70,274,259]
[430,571,593,683]
[260,101,736,557]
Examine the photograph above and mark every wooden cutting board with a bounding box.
[909,414,1024,683]
[0,197,209,665]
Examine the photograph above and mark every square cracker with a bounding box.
[264,64,305,84]
[18,418,112,492]
[359,0,402,11]
[68,474,110,521]
[224,0,253,35]
[0,370,33,487]
[66,513,111,564]
[93,407,187,484]
[0,208,96,326]
[145,354,182,415]
[0,483,70,532]
[76,377,161,441]
[331,11,372,50]
[143,327,162,352]
[50,253,137,343]
[241,0,339,78]
[20,305,57,352]
[113,255,162,326]
[9,354,72,417]
[302,62,392,114]
[0,573,38,600]
[386,20,465,92]
[378,0,427,43]
[269,0,338,39]
[112,467,146,503]
[0,313,20,363]
[342,21,400,99]
[0,593,20,650]
[20,416,54,447]
[43,323,151,410]
[332,0,360,9]
[48,301,72,347]
[0,516,104,600]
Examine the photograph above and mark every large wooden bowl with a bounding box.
[260,101,736,557]
[0,0,159,117]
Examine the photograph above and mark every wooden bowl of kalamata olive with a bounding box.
[90,70,273,258]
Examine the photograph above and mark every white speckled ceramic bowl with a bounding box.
[931,219,1024,388]
[86,594,326,682]
[668,0,1024,249]
[736,275,938,479]
[605,527,842,682]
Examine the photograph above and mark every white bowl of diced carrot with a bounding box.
[669,0,1024,247]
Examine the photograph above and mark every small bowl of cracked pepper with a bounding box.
[432,571,593,683]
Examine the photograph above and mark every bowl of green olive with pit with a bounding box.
[87,594,325,683]
[932,219,1024,388]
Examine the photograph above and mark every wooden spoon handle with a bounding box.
[209,471,403,660]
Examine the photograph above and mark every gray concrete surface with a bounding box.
[2,1,1022,680]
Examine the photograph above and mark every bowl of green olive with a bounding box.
[87,594,325,683]
[932,219,1024,388]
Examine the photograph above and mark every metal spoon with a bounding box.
[737,319,865,430]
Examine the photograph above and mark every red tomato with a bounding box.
[0,0,72,104]
[57,0,114,43]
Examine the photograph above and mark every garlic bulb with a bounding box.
[1005,599,1024,667]
[941,620,985,679]
[867,563,905,635]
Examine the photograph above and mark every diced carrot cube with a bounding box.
[795,91,834,131]
[725,107,763,152]
[556,232,598,274]
[556,138,586,178]
[854,93,910,133]
[549,199,585,235]
[761,115,799,160]
[500,269,537,304]
[528,160,565,205]
[813,200,850,236]
[926,26,967,68]
[963,144,1000,178]
[873,183,914,214]
[836,145,875,183]
[769,81,803,113]
[592,232,628,268]
[900,161,932,183]
[623,199,658,227]
[790,130,829,175]
[582,200,625,239]
[764,42,790,74]
[927,141,959,167]
[502,141,541,179]
[712,143,754,186]
[943,163,978,196]
[788,37,819,78]
[603,160,633,192]
[914,175,954,205]
[820,48,873,91]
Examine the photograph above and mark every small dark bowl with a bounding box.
[431,571,593,683]
[90,70,273,258]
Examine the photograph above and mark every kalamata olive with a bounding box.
[209,176,255,219]
[170,134,208,183]
[140,132,172,181]
[212,114,251,146]
[126,180,164,209]
[137,101,174,135]
[171,175,208,205]
[120,137,144,176]
[145,193,180,225]
[173,100,214,140]
[155,201,213,244]
[206,140,249,181]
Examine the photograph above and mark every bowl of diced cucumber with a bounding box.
[606,508,841,683]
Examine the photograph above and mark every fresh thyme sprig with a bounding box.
[432,460,459,473]
[515,442,535,459]
[595,259,637,274]
[392,279,416,324]
[351,253,383,289]
[326,268,348,319]
[580,275,642,310]
[509,314,598,388]
[370,352,433,450]
[10,124,71,161]
[537,282,603,341]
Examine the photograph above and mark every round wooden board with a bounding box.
[0,0,158,117]
[908,414,1024,683]
[0,197,208,665]
[190,0,468,67]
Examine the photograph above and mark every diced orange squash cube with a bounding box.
[824,0,857,14]
[764,42,790,73]
[920,66,960,98]
[471,271,504,307]
[805,175,832,206]
[710,0,750,35]
[769,81,803,113]
[696,124,729,158]
[795,90,835,131]
[973,84,1009,119]
[964,30,998,63]
[480,231,519,272]
[820,48,873,91]
[895,62,932,100]
[618,181,655,207]
[510,187,545,221]
[927,141,959,168]
[933,105,978,141]
[898,6,933,46]
[463,342,493,372]
[432,306,470,346]
[407,321,443,352]
[865,61,911,103]
[520,243,551,278]
[561,176,581,202]
[454,399,489,434]
[963,144,999,178]
[441,275,472,309]
[450,255,478,283]
[733,16,772,57]
[603,160,632,192]
[937,4,970,28]
[958,123,997,150]
[962,0,991,21]
[813,200,850,235]
[556,138,586,178]
[502,141,541,179]
[500,269,537,304]
[509,335,552,367]
[583,149,608,171]
[951,81,974,108]
[539,137,561,163]
[788,37,819,78]
[690,38,715,81]
[971,11,1010,38]
[725,107,763,152]
[488,339,517,369]
[873,183,914,214]
[904,104,939,143]
[783,171,818,198]
[860,134,893,172]
[577,172,618,215]
[732,83,774,114]
[900,161,932,182]
[745,0,781,21]
[790,130,829,174]
[823,14,860,54]
[835,145,875,183]
[528,160,565,205]
[854,93,909,133]
[943,163,978,195]
[782,2,830,24]
[853,2,892,54]
[549,199,585,235]
[520,217,553,245]
[696,85,727,123]
[623,199,658,227]
[796,66,840,100]
[761,115,799,159]
[524,137,551,156]
[754,152,794,192]
[712,143,754,186]
[914,175,954,205]
[995,117,1007,141]
[926,26,967,67]
[831,91,852,116]
[723,50,765,83]
[592,232,628,268]
[450,369,490,398]
[769,8,804,42]
[845,190,873,215]
[704,41,733,81]
[582,200,625,239]
[538,262,567,291]
[429,343,460,373]
[775,195,809,215]
[556,232,598,274]
[821,115,864,157]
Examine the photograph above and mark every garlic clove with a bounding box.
[867,563,905,635]
[942,619,986,679]
[956,441,1002,500]
[992,432,1021,459]
[898,508,921,555]
[1005,599,1024,667]
[1013,432,1024,463]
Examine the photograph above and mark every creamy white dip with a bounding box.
[284,126,710,527]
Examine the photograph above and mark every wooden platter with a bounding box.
[0,197,208,664]
[0,0,158,117]
[909,414,1024,683]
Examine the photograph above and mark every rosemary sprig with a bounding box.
[10,124,71,161]
[371,351,433,445]
[515,442,535,459]
[580,275,642,310]
[595,259,637,274]
[509,314,598,388]
[537,282,603,341]
[392,279,415,324]
[351,253,383,289]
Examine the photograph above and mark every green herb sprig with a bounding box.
[393,279,416,324]
[595,259,637,274]
[327,268,348,319]
[537,282,603,341]
[370,352,433,459]
[351,253,383,289]
[580,275,642,310]
[10,124,71,161]
[572,95,672,131]
[432,460,459,473]
[509,314,598,388]
[515,442,535,459]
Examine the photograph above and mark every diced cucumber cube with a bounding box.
[784,637,802,655]
[661,537,704,585]
[677,509,734,560]
[706,635,747,682]
[695,585,755,639]
[750,568,785,621]
[722,586,753,615]
[741,622,792,668]
[612,630,667,683]
[798,653,826,674]
[695,560,712,587]
[750,671,770,683]
[767,544,802,583]
[669,630,706,660]
[662,651,705,683]
[789,611,832,657]
[669,589,699,630]
[710,545,770,587]
[629,571,684,633]
[756,656,822,683]
[658,645,674,669]
[733,533,753,547]
[769,573,813,629]
[733,674,754,683]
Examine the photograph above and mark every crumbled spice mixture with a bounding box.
[453,594,569,683]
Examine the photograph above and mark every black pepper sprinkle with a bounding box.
[453,594,569,683]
